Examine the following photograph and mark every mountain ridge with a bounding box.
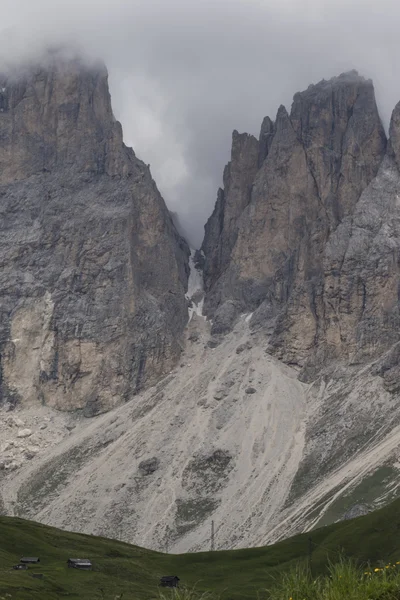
[1,61,400,555]
[201,69,390,378]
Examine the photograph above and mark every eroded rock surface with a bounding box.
[0,51,189,414]
[201,71,392,374]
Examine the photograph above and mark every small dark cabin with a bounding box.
[160,576,180,588]
[20,557,40,564]
[67,558,92,570]
[13,564,28,570]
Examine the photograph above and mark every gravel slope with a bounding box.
[1,316,400,552]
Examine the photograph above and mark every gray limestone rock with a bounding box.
[236,342,252,354]
[342,504,371,521]
[201,71,391,374]
[138,457,160,476]
[202,131,259,319]
[211,301,240,335]
[207,339,220,349]
[0,51,189,414]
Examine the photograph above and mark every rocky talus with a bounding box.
[0,52,189,415]
[202,71,394,377]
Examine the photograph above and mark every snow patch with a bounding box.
[186,249,205,321]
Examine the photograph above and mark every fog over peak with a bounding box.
[1,0,399,246]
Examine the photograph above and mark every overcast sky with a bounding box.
[1,0,400,246]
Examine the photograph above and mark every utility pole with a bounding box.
[211,520,215,552]
[308,537,313,576]
[165,526,169,554]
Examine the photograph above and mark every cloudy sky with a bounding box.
[1,0,400,245]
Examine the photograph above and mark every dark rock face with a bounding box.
[138,457,160,476]
[202,71,391,374]
[342,504,370,521]
[245,387,256,395]
[0,52,189,414]
[0,55,131,183]
[202,131,259,309]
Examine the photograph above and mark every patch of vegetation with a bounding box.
[286,428,397,510]
[16,435,120,516]
[315,465,400,528]
[157,587,217,600]
[174,498,219,537]
[1,497,400,598]
[182,450,234,493]
[261,558,400,600]
[16,443,92,515]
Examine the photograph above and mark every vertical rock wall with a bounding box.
[202,71,391,374]
[0,52,189,414]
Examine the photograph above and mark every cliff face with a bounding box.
[201,71,393,375]
[0,53,189,415]
[202,131,259,294]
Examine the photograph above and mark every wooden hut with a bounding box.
[20,557,40,564]
[67,558,92,570]
[160,575,180,588]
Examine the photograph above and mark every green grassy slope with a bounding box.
[1,498,400,599]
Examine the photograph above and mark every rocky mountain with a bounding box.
[202,71,392,378]
[0,51,189,416]
[2,64,400,554]
[196,69,400,544]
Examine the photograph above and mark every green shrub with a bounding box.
[157,587,218,600]
[263,558,400,600]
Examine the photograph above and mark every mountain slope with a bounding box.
[0,312,399,553]
[0,315,306,552]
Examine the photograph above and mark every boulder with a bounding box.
[17,429,32,439]
[138,457,160,476]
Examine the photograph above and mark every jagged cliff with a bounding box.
[0,52,189,415]
[201,71,395,377]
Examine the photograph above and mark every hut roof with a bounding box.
[68,558,91,564]
[20,557,40,563]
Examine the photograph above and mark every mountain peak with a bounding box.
[292,69,372,108]
[0,51,132,184]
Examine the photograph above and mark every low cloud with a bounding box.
[1,0,400,246]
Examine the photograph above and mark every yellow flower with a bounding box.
[397,562,400,565]
[374,568,381,572]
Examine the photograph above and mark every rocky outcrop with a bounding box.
[0,51,189,414]
[202,131,259,295]
[201,71,392,373]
